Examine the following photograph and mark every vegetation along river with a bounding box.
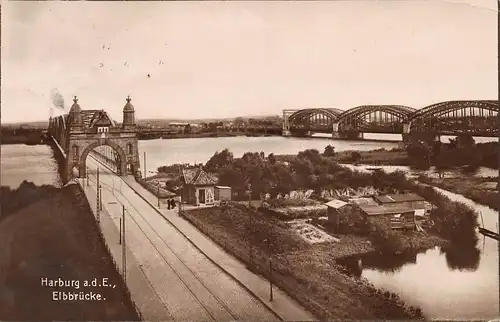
[2,134,498,319]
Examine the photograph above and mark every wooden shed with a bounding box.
[325,199,351,229]
[214,186,232,202]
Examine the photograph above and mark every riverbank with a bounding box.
[0,182,140,321]
[333,148,410,165]
[181,203,424,320]
[139,130,279,140]
[1,131,50,145]
[417,175,499,212]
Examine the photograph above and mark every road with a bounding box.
[84,155,280,322]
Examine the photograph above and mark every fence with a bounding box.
[179,211,331,320]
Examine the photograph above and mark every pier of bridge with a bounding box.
[48,96,141,183]
[282,100,499,141]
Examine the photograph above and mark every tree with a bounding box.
[351,151,362,164]
[268,153,276,165]
[183,124,192,134]
[204,149,234,172]
[233,117,245,127]
[406,140,432,169]
[323,145,336,157]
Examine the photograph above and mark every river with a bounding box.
[1,144,62,189]
[1,135,498,319]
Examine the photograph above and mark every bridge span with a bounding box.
[283,100,499,141]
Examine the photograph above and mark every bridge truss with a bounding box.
[283,100,499,137]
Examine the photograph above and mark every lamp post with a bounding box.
[96,168,100,223]
[144,152,147,179]
[157,183,160,208]
[122,205,127,283]
[99,184,102,211]
[247,183,253,264]
[267,237,273,301]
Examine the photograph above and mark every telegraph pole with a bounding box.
[144,152,146,179]
[96,168,100,223]
[119,217,122,245]
[99,185,102,211]
[247,183,253,264]
[157,183,160,208]
[122,205,127,283]
[268,237,273,301]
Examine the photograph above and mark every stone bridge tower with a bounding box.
[64,96,141,181]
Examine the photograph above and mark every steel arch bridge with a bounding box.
[282,100,499,139]
[336,105,416,134]
[405,100,499,136]
[286,108,343,131]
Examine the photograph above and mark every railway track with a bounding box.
[85,156,278,321]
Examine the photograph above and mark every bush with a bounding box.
[367,217,405,254]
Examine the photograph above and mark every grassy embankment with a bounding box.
[333,148,410,165]
[0,182,140,321]
[275,148,410,166]
[181,203,424,320]
[417,175,499,211]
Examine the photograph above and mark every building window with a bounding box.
[127,143,133,155]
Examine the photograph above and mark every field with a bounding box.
[0,184,140,321]
[182,203,424,320]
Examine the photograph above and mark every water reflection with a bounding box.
[441,244,481,272]
[337,251,419,277]
[339,243,482,279]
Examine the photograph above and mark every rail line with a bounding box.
[86,157,243,321]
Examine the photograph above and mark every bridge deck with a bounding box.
[83,155,315,321]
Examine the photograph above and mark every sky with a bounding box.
[1,0,498,123]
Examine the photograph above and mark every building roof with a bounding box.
[358,203,416,216]
[374,193,425,204]
[181,167,218,186]
[215,185,231,189]
[80,110,117,128]
[325,199,348,209]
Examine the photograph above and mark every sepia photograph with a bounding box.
[1,0,499,321]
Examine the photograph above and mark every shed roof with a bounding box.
[215,185,231,189]
[358,203,416,216]
[374,193,425,204]
[181,167,218,186]
[325,199,348,209]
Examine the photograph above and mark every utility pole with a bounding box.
[122,205,127,283]
[247,183,253,264]
[157,183,160,208]
[96,168,100,223]
[144,152,146,179]
[119,217,122,245]
[268,237,273,301]
[179,187,183,215]
[99,185,103,211]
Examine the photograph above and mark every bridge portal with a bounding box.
[48,96,141,183]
